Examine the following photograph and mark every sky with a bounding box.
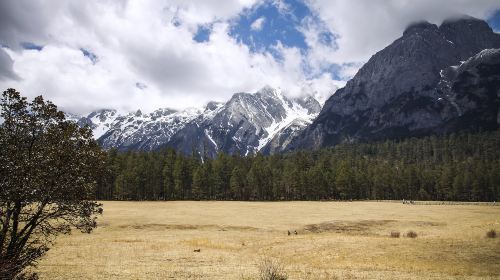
[0,0,499,115]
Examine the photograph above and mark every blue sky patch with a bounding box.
[21,42,43,51]
[487,10,500,32]
[80,48,98,64]
[226,0,340,80]
[229,0,313,53]
[193,25,211,43]
[318,31,336,46]
[172,17,182,27]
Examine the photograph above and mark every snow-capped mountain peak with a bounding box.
[70,86,321,156]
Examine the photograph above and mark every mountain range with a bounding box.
[69,86,323,156]
[70,16,500,155]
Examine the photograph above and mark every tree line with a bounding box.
[95,130,500,202]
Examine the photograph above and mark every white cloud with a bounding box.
[272,0,290,15]
[0,0,335,115]
[301,73,342,105]
[251,16,266,31]
[298,16,338,77]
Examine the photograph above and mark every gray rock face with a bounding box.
[290,16,500,150]
[440,16,500,60]
[167,86,321,156]
[260,118,313,154]
[438,49,500,132]
[71,86,322,156]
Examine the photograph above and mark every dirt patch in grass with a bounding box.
[181,237,247,250]
[411,221,446,227]
[303,220,446,235]
[303,220,396,235]
[111,238,146,243]
[117,223,260,232]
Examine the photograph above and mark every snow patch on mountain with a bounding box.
[89,109,117,138]
[257,92,317,150]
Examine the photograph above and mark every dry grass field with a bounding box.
[37,201,499,279]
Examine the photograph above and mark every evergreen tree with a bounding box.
[162,148,176,200]
[191,166,206,200]
[229,167,246,200]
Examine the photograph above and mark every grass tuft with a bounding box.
[258,258,288,280]
[486,229,496,238]
[406,230,418,238]
[390,231,400,238]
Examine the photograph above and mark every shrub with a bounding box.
[390,231,400,238]
[258,258,288,280]
[406,230,418,238]
[486,229,496,238]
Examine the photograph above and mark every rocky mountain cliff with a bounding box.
[290,16,500,150]
[71,86,322,156]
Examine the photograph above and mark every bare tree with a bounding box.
[0,89,104,279]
